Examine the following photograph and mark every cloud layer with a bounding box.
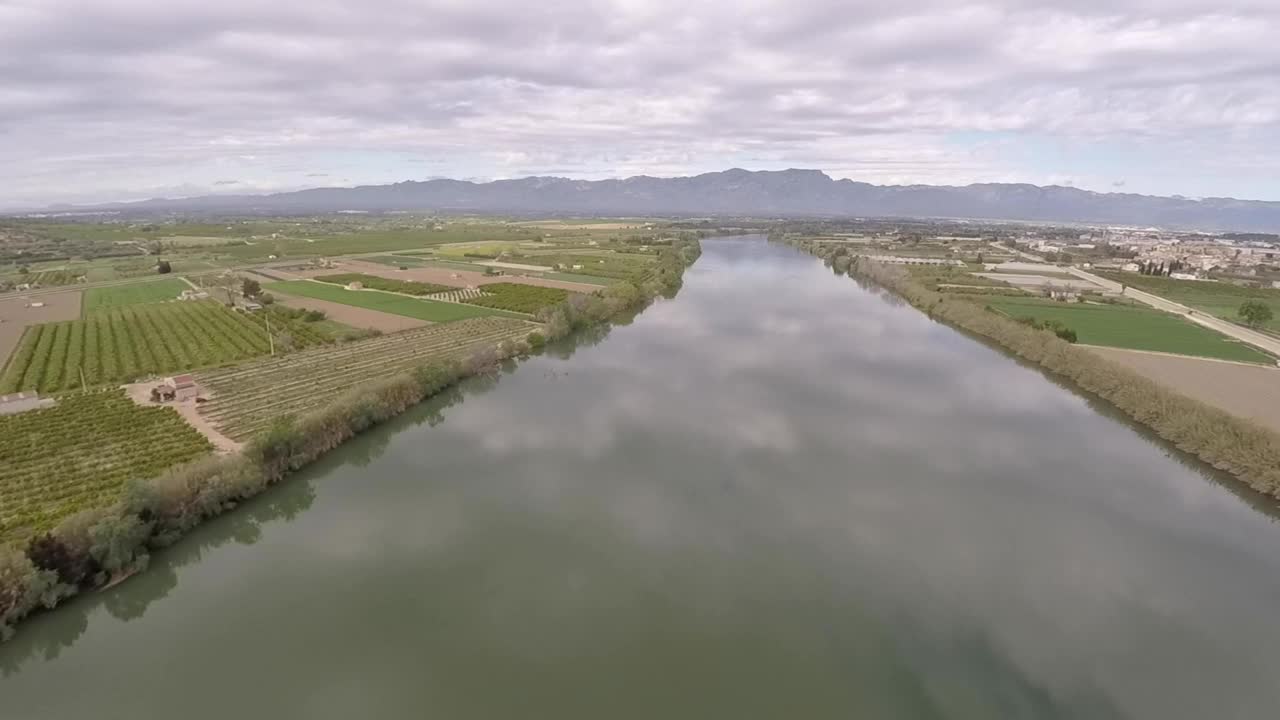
[2,0,1279,206]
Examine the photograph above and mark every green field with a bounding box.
[983,297,1274,363]
[313,272,451,296]
[1098,272,1280,333]
[82,278,191,311]
[0,389,213,543]
[266,281,527,322]
[0,301,333,393]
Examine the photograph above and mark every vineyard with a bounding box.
[0,300,333,394]
[461,283,571,314]
[315,273,451,296]
[0,389,213,543]
[196,316,536,440]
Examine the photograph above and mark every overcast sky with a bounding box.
[2,0,1279,208]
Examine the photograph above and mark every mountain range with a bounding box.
[54,169,1280,232]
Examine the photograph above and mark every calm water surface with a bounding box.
[4,236,1280,719]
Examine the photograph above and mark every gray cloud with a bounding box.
[1,0,1278,206]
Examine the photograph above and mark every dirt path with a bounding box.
[1087,346,1280,434]
[123,381,242,454]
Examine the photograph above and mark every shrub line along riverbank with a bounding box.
[777,235,1280,501]
[0,239,702,640]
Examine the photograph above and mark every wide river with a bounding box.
[4,236,1280,718]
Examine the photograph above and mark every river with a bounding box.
[4,236,1280,719]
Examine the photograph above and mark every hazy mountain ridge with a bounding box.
[61,169,1280,231]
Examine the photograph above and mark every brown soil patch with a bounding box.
[0,290,82,367]
[1089,346,1280,434]
[272,293,431,332]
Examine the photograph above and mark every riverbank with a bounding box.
[777,235,1280,501]
[0,239,702,640]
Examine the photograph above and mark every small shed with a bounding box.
[164,374,201,401]
[345,281,364,291]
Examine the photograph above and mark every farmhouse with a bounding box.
[163,374,201,401]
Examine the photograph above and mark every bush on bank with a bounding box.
[784,236,1280,499]
[0,239,702,640]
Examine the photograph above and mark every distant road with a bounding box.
[1070,267,1280,361]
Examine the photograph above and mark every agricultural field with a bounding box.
[196,316,537,439]
[359,254,438,268]
[983,296,1274,364]
[1098,272,1280,333]
[500,252,655,281]
[0,300,333,394]
[435,241,523,259]
[535,271,614,287]
[0,291,82,370]
[314,273,451,296]
[0,389,213,543]
[273,295,429,333]
[462,283,570,314]
[215,224,537,262]
[265,280,526,322]
[82,277,191,311]
[1089,347,1280,435]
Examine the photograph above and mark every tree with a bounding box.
[241,278,262,298]
[155,260,172,274]
[1238,300,1273,328]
